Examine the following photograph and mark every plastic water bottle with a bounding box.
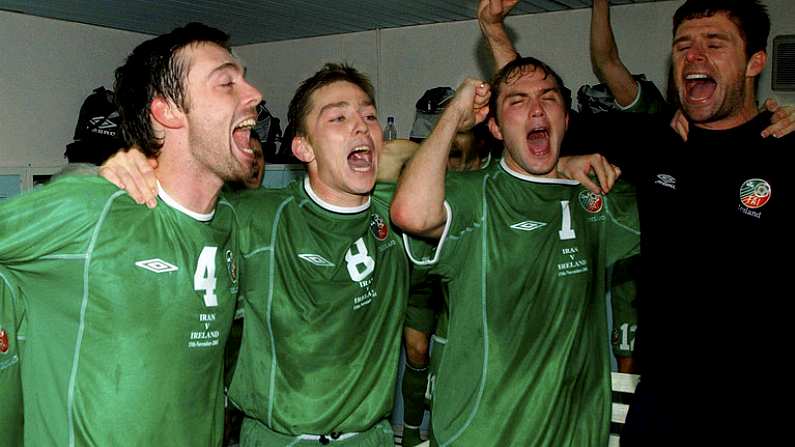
[384,116,397,141]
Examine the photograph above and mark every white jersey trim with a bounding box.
[402,201,452,266]
[617,79,643,111]
[157,182,215,222]
[499,158,580,185]
[303,177,371,214]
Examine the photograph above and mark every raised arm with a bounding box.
[391,80,491,239]
[478,0,520,71]
[590,0,638,107]
[376,139,420,182]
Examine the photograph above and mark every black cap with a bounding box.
[65,87,125,165]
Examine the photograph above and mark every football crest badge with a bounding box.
[578,190,603,214]
[0,328,9,354]
[370,214,389,241]
[739,178,771,209]
[225,249,238,285]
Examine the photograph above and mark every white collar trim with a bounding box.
[157,181,215,222]
[499,158,580,185]
[303,177,370,214]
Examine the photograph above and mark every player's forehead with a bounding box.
[308,81,375,117]
[674,12,742,43]
[498,68,561,101]
[182,42,242,80]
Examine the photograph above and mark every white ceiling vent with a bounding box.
[772,35,795,91]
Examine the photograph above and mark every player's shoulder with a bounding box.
[11,175,126,211]
[372,181,397,209]
[227,185,295,222]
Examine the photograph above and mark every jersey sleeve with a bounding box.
[402,171,484,279]
[602,180,641,266]
[0,177,115,264]
[619,79,670,116]
[0,269,24,447]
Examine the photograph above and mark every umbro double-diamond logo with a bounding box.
[135,258,179,273]
[510,220,547,232]
[298,254,335,267]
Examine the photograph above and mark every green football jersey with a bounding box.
[0,269,24,447]
[405,160,640,447]
[0,176,240,447]
[228,178,409,439]
[609,255,639,358]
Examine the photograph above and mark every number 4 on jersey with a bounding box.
[194,246,218,307]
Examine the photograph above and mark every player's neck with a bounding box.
[155,158,223,215]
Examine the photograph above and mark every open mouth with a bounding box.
[232,118,257,157]
[684,73,717,103]
[526,127,550,155]
[347,145,374,172]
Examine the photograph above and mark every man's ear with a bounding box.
[746,50,767,78]
[488,116,504,141]
[150,96,185,129]
[292,135,315,163]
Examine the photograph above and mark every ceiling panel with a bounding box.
[0,0,673,45]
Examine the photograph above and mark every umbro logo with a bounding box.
[88,112,119,137]
[654,174,677,190]
[510,220,547,232]
[89,116,118,130]
[298,254,335,267]
[135,258,178,273]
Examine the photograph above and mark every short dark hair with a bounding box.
[673,0,770,58]
[287,63,376,137]
[114,22,231,157]
[489,56,571,123]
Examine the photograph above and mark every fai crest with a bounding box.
[578,190,603,214]
[225,249,238,284]
[739,178,771,209]
[370,214,389,241]
[0,328,8,354]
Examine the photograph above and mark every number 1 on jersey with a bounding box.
[194,246,218,307]
[559,201,576,240]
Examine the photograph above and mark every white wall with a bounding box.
[2,0,793,168]
[239,0,795,138]
[0,10,148,168]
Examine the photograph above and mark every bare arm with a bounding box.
[376,139,420,182]
[590,0,638,107]
[391,80,491,239]
[478,0,520,71]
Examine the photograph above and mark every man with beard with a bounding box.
[0,22,261,445]
[481,1,794,443]
[613,2,795,444]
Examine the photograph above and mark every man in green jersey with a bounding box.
[0,23,262,446]
[102,63,413,446]
[0,269,24,447]
[390,57,640,446]
[225,63,410,446]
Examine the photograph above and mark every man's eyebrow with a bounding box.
[208,61,243,79]
[705,31,731,41]
[318,99,375,115]
[504,92,529,100]
[318,101,350,116]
